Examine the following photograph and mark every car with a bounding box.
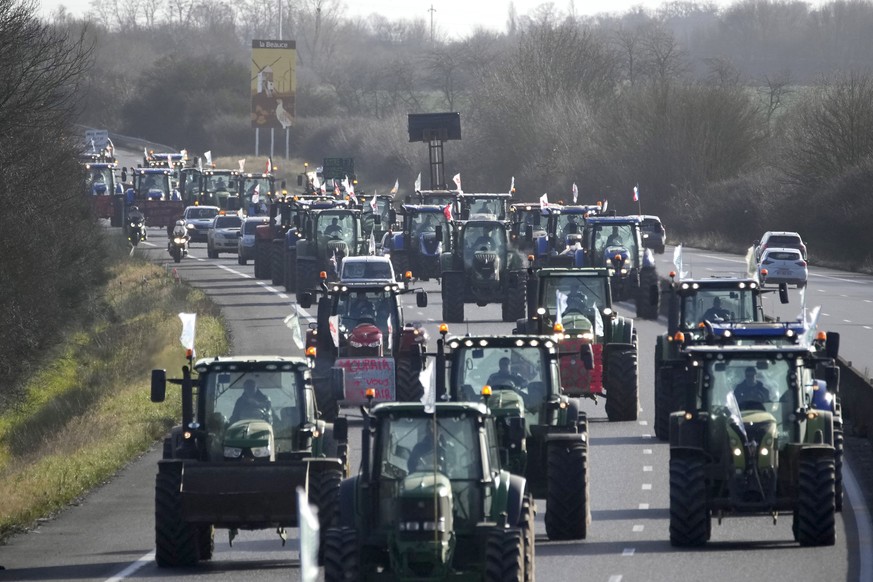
[754,231,807,261]
[180,205,220,243]
[338,255,397,285]
[758,247,807,288]
[639,215,666,254]
[207,213,242,258]
[238,215,270,265]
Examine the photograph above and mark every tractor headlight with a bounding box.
[224,447,242,458]
[422,518,446,532]
[186,223,195,229]
[733,448,742,457]
[760,447,769,456]
[398,521,421,532]
[251,445,271,458]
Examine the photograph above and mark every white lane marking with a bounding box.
[217,264,252,278]
[642,483,652,490]
[643,466,653,472]
[104,550,154,581]
[643,449,652,455]
[608,576,623,582]
[639,503,650,510]
[844,319,852,323]
[845,461,873,581]
[864,326,871,330]
[622,548,635,556]
[638,420,648,426]
[823,313,831,317]
[278,293,288,299]
[641,434,652,439]
[632,525,644,533]
[865,300,872,304]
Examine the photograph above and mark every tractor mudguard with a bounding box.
[391,232,405,252]
[612,316,635,345]
[285,229,299,249]
[338,475,359,528]
[255,223,273,242]
[804,410,834,446]
[505,473,528,527]
[669,413,708,449]
[398,326,427,353]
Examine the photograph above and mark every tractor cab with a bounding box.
[199,169,241,210]
[458,193,512,221]
[240,173,279,216]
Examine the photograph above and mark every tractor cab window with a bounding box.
[204,174,238,193]
[453,346,547,413]
[137,173,170,199]
[317,212,357,246]
[466,197,506,220]
[336,289,397,349]
[703,358,797,449]
[682,289,757,328]
[592,224,638,265]
[422,194,456,208]
[411,211,447,236]
[515,208,542,228]
[555,213,583,238]
[462,224,507,267]
[242,178,273,215]
[542,276,608,335]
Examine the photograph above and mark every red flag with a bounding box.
[266,157,272,174]
[633,184,639,202]
[443,203,453,222]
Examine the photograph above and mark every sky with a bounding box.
[37,0,737,38]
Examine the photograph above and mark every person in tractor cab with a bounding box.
[350,294,377,323]
[324,217,343,238]
[561,214,581,238]
[407,420,449,473]
[606,226,622,247]
[734,366,771,409]
[487,357,528,390]
[702,297,731,322]
[229,379,272,424]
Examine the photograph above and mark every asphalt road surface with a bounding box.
[1,231,870,581]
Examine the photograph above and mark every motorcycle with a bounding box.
[168,235,189,263]
[128,218,145,246]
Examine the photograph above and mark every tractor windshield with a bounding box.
[411,211,447,236]
[513,207,542,229]
[462,224,507,268]
[242,177,273,215]
[203,173,238,194]
[453,345,555,411]
[466,197,507,220]
[702,357,798,449]
[681,288,759,328]
[422,193,456,208]
[317,212,357,247]
[590,223,639,266]
[136,172,170,199]
[541,275,609,334]
[202,368,306,453]
[335,289,398,352]
[555,213,584,239]
[86,168,115,194]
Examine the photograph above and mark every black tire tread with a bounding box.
[669,453,709,547]
[794,454,836,546]
[544,440,589,540]
[605,347,639,421]
[484,527,524,582]
[442,271,465,323]
[323,527,359,582]
[155,468,200,567]
[395,355,424,402]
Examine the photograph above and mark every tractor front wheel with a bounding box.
[323,527,359,582]
[441,271,465,323]
[544,439,589,540]
[793,452,836,546]
[669,452,709,547]
[395,355,424,402]
[155,465,200,567]
[484,527,524,582]
[605,346,639,421]
[502,271,527,322]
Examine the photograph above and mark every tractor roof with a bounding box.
[445,334,559,354]
[369,401,490,418]
[135,168,171,175]
[535,267,610,279]
[585,215,643,225]
[84,162,117,169]
[192,355,309,373]
[682,344,819,359]
[671,278,760,292]
[402,204,445,213]
[461,193,513,199]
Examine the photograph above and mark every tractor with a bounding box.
[439,332,592,540]
[439,219,527,323]
[149,356,348,567]
[299,280,429,421]
[458,192,512,221]
[382,204,450,281]
[323,401,534,582]
[293,206,366,301]
[580,215,660,319]
[668,343,840,547]
[196,169,242,211]
[515,267,639,421]
[508,202,545,252]
[531,204,604,268]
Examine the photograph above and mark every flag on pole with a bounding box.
[238,158,245,172]
[266,157,272,174]
[204,151,212,167]
[539,192,550,209]
[443,203,453,222]
[509,176,515,195]
[328,315,340,348]
[143,147,149,160]
[452,173,462,193]
[414,172,421,193]
[90,138,96,152]
[672,244,688,279]
[390,179,399,195]
[633,184,639,202]
[419,358,436,414]
[296,486,319,582]
[369,194,378,213]
[197,155,203,172]
[368,232,376,255]
[312,175,321,190]
[333,179,341,197]
[178,313,197,358]
[283,310,305,350]
[555,289,568,324]
[252,183,261,205]
[167,153,173,167]
[572,183,579,204]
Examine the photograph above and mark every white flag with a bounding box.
[369,194,378,213]
[509,176,515,195]
[594,307,604,337]
[672,244,688,279]
[167,153,173,167]
[312,175,321,190]
[91,138,96,152]
[572,183,579,204]
[197,155,203,173]
[178,313,196,357]
[143,147,149,160]
[369,232,376,255]
[555,289,568,324]
[252,183,260,204]
[414,172,421,193]
[238,158,245,172]
[283,310,305,350]
[296,486,319,582]
[452,173,462,193]
[204,150,212,167]
[390,179,399,194]
[419,358,436,413]
[329,315,340,348]
[539,192,550,209]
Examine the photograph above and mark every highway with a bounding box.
[0,232,869,581]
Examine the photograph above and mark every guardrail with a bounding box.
[839,358,873,444]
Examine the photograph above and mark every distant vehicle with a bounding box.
[639,215,666,254]
[758,247,808,288]
[181,205,220,243]
[207,213,242,258]
[238,215,270,265]
[754,231,807,261]
[339,255,396,285]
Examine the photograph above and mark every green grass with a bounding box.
[0,258,229,540]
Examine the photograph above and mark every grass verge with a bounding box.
[0,256,228,541]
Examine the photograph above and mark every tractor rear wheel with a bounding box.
[323,527,359,582]
[296,260,316,304]
[502,272,527,322]
[654,362,671,441]
[441,271,465,323]
[395,355,424,402]
[314,376,338,422]
[545,439,589,540]
[197,525,214,561]
[794,453,836,546]
[484,527,524,582]
[669,452,709,547]
[254,241,271,279]
[391,249,409,281]
[155,466,199,567]
[605,346,639,421]
[520,494,536,582]
[271,240,284,286]
[834,419,844,512]
[635,267,660,320]
[283,248,297,292]
[311,467,343,564]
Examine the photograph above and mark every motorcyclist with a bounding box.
[168,219,190,256]
[127,205,147,242]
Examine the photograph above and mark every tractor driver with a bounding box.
[561,214,581,238]
[733,366,771,409]
[324,217,343,238]
[229,379,273,424]
[702,297,731,322]
[606,226,623,247]
[407,420,449,473]
[487,357,528,390]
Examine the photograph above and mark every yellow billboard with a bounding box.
[251,39,296,130]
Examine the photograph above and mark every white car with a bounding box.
[181,205,220,243]
[238,216,270,265]
[758,247,807,288]
[207,213,242,258]
[339,255,397,285]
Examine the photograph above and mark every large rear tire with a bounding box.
[605,346,639,421]
[323,527,359,582]
[520,494,536,582]
[391,248,409,281]
[271,240,285,286]
[314,376,339,422]
[544,439,589,540]
[654,351,670,441]
[502,271,527,322]
[395,355,424,402]
[441,271,465,323]
[794,453,836,546]
[311,467,343,564]
[834,419,844,512]
[155,465,199,567]
[197,525,214,561]
[296,260,317,304]
[283,248,297,292]
[254,240,271,279]
[484,527,524,582]
[635,267,660,320]
[669,452,709,547]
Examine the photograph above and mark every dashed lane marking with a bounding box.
[638,420,648,426]
[217,264,252,278]
[632,525,644,533]
[643,466,652,472]
[642,484,652,490]
[608,576,623,582]
[104,550,154,581]
[639,503,650,510]
[643,449,652,455]
[622,548,635,556]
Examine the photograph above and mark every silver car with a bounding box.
[238,216,270,265]
[207,213,242,258]
[758,247,807,288]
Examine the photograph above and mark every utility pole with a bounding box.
[428,4,436,44]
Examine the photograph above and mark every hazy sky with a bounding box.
[37,0,739,38]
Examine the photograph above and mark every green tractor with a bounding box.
[150,356,348,567]
[440,333,592,540]
[516,267,639,421]
[668,343,840,547]
[323,402,534,581]
[439,219,527,323]
[295,206,367,302]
